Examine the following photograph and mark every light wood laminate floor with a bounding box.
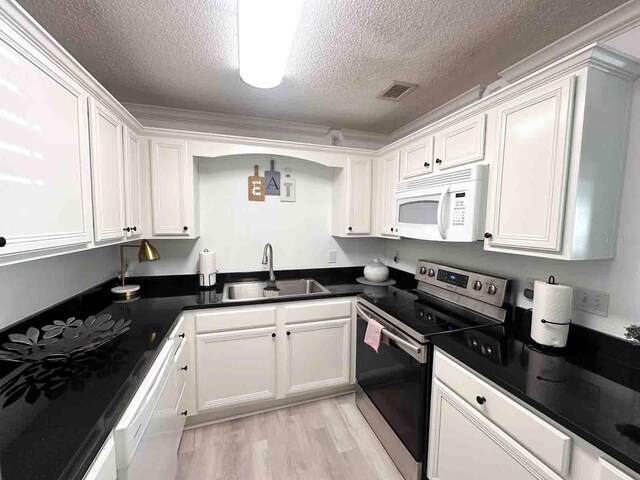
[177,394,404,480]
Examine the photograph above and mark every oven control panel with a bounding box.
[415,260,509,308]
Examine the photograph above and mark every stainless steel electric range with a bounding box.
[355,260,510,480]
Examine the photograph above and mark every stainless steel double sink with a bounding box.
[222,279,329,302]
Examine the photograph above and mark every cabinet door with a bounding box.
[399,136,434,180]
[284,318,350,396]
[380,152,400,236]
[434,113,486,170]
[196,326,276,411]
[486,76,575,252]
[150,139,193,236]
[428,380,562,480]
[89,98,126,242]
[123,126,143,239]
[0,35,93,256]
[346,157,372,235]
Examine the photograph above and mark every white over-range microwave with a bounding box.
[395,164,488,242]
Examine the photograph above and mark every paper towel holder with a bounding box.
[536,275,572,326]
[197,271,219,291]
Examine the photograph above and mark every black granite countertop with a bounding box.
[0,266,414,480]
[431,308,640,474]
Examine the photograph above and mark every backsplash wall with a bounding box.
[0,246,119,330]
[132,154,385,276]
[383,80,640,340]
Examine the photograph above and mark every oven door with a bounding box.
[355,303,430,464]
[395,186,450,241]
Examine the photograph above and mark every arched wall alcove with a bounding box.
[134,152,383,277]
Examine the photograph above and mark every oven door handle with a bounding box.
[436,186,449,240]
[356,304,423,358]
[381,329,422,355]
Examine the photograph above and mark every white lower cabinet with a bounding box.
[428,379,562,480]
[194,298,353,415]
[429,350,640,480]
[196,326,277,411]
[284,317,350,396]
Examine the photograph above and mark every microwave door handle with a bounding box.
[437,186,450,239]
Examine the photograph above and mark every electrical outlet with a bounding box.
[523,277,538,300]
[328,250,337,264]
[573,287,610,317]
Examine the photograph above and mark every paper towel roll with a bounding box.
[531,279,572,348]
[199,249,217,287]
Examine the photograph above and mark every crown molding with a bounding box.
[498,0,640,82]
[387,85,486,142]
[124,103,389,149]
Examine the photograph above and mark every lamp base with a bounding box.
[111,284,141,301]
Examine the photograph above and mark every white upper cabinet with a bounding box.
[483,51,638,260]
[88,98,126,243]
[150,138,195,237]
[379,151,400,237]
[434,113,486,170]
[485,76,575,253]
[123,126,143,239]
[332,157,372,236]
[348,157,372,234]
[0,32,93,257]
[399,136,434,180]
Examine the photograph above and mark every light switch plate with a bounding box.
[573,287,610,317]
[328,250,337,264]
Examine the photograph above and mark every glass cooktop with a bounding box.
[358,286,506,342]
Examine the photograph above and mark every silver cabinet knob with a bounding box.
[473,280,483,291]
[487,284,498,295]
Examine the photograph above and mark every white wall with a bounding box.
[383,80,640,340]
[132,154,384,276]
[0,246,119,330]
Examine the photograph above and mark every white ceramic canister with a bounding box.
[364,258,389,283]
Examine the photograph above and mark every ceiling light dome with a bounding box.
[238,0,305,89]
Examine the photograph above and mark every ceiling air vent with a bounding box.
[379,81,417,101]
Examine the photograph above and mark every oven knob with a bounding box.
[473,280,483,291]
[419,266,427,275]
[427,268,435,277]
[487,284,498,295]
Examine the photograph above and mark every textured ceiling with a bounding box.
[17,0,628,133]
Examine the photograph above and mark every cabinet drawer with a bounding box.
[434,350,572,475]
[284,299,352,324]
[195,306,276,333]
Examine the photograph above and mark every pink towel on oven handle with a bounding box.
[364,318,385,353]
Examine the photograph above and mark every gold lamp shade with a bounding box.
[138,240,160,262]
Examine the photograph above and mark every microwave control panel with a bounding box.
[452,193,466,227]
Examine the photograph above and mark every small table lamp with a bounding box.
[111,240,160,300]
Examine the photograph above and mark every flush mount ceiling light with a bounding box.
[238,0,305,89]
